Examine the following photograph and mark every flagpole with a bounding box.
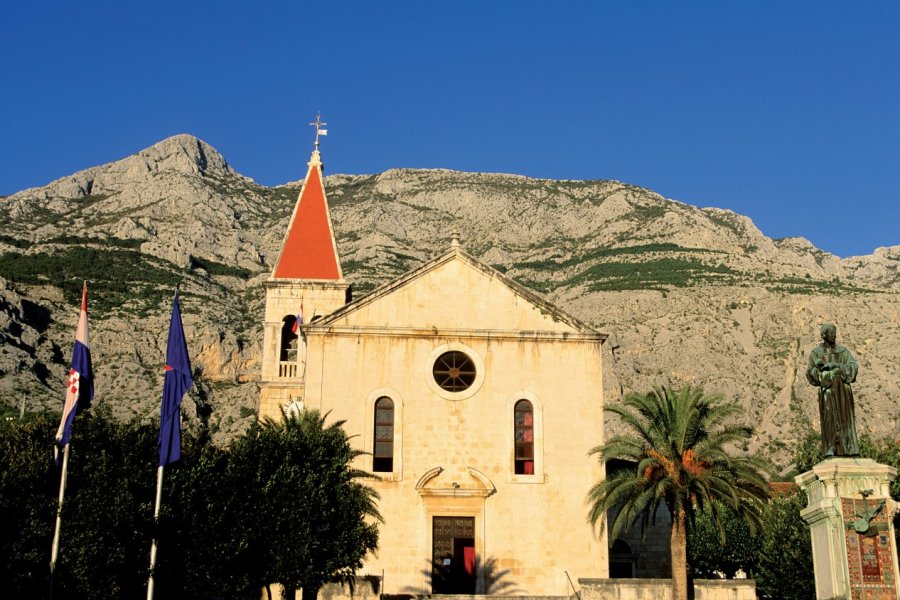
[49,280,93,600]
[48,443,71,599]
[146,464,164,600]
[147,287,192,599]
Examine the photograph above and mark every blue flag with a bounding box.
[55,283,94,462]
[158,291,193,466]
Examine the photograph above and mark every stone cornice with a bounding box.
[301,324,607,343]
[264,279,348,290]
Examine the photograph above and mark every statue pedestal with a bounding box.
[796,458,900,600]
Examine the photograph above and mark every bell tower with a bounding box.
[258,118,348,420]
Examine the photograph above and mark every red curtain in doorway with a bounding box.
[464,546,475,575]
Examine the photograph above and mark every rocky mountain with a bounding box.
[1,134,898,469]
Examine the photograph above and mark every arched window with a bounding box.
[279,315,298,361]
[514,400,534,474]
[373,397,394,472]
[609,539,635,578]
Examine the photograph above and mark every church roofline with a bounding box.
[271,144,344,281]
[302,325,606,343]
[313,246,606,338]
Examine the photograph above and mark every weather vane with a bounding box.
[309,113,328,150]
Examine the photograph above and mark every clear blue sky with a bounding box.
[2,1,898,257]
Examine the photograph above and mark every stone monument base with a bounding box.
[796,457,899,600]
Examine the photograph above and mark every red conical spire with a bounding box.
[272,149,343,280]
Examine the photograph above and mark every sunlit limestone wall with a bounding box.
[258,279,347,420]
[298,253,609,595]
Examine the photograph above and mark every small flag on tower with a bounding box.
[318,129,327,136]
[55,282,93,463]
[158,291,193,466]
[292,300,304,333]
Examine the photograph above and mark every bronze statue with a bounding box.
[806,323,860,457]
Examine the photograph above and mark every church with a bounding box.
[257,139,610,596]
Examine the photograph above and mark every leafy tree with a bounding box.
[53,407,158,599]
[155,429,264,599]
[0,411,57,596]
[858,434,900,500]
[587,385,769,600]
[688,502,759,578]
[754,490,815,600]
[793,431,899,490]
[230,409,381,600]
[792,430,823,474]
[0,407,158,599]
[1,406,380,599]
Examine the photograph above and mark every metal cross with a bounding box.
[309,113,328,150]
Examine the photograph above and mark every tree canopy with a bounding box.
[0,407,380,599]
[753,490,816,600]
[587,385,769,600]
[232,409,381,600]
[687,501,759,579]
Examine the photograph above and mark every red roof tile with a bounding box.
[273,156,342,280]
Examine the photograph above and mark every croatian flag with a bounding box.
[55,283,94,462]
[158,291,193,466]
[291,300,304,333]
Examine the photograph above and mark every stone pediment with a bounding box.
[414,466,496,498]
[313,248,602,337]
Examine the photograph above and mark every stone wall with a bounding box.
[578,578,756,600]
[306,579,758,600]
[608,505,672,578]
[694,579,757,600]
[579,579,672,600]
[295,253,608,595]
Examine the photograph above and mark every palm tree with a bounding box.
[587,385,769,600]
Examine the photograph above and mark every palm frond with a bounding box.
[588,383,769,553]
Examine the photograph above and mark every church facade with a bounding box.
[258,146,609,595]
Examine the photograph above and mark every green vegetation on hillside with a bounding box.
[625,202,668,221]
[765,276,875,296]
[320,175,377,207]
[258,185,300,219]
[513,243,723,271]
[518,254,737,293]
[188,255,255,279]
[581,258,737,291]
[704,211,745,236]
[508,241,886,296]
[45,234,145,249]
[0,247,183,314]
[0,235,31,249]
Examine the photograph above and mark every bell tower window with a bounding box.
[280,315,298,361]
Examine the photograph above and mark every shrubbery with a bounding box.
[0,407,379,599]
[687,433,900,599]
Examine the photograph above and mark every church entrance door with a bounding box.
[432,516,476,594]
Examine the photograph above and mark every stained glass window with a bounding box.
[373,397,394,472]
[514,400,534,475]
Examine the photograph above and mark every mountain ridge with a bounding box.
[1,134,897,469]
